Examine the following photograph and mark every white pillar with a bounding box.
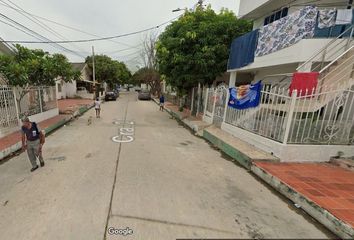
[283,90,297,144]
[222,89,230,124]
[229,71,237,88]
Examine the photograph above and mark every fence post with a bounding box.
[222,88,230,124]
[38,87,43,113]
[12,87,21,126]
[203,88,209,117]
[211,89,217,120]
[283,90,297,144]
[196,83,201,116]
[191,88,195,115]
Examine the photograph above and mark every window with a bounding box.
[264,7,289,26]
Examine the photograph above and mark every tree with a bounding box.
[0,45,80,109]
[131,67,161,95]
[156,7,252,93]
[136,32,162,95]
[85,55,131,88]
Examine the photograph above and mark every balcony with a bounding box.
[228,7,354,72]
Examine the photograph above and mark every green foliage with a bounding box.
[131,67,161,95]
[0,44,80,87]
[156,7,252,92]
[85,55,132,88]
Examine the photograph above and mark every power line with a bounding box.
[0,14,182,44]
[0,1,139,49]
[0,11,85,58]
[0,18,40,40]
[2,0,89,55]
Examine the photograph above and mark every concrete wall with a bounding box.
[234,39,336,72]
[221,122,354,162]
[56,80,77,99]
[237,0,270,18]
[65,81,77,98]
[243,0,349,25]
[28,108,59,124]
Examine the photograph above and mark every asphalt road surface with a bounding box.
[0,92,334,240]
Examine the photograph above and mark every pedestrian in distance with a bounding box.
[21,117,45,172]
[159,94,165,111]
[95,97,101,118]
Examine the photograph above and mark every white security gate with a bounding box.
[213,85,228,127]
[0,86,19,134]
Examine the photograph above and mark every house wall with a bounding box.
[240,0,350,26]
[237,0,271,18]
[81,66,91,81]
[65,80,77,98]
[231,39,336,72]
[222,122,354,162]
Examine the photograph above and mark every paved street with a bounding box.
[0,93,334,240]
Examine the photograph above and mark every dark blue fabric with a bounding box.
[228,81,262,110]
[228,29,259,70]
[21,122,40,141]
[314,9,354,38]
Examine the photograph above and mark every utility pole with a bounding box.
[92,46,96,99]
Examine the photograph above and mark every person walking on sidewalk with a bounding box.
[21,117,45,172]
[95,97,101,118]
[159,94,165,112]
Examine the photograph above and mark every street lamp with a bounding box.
[172,7,187,13]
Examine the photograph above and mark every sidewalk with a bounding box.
[252,162,354,239]
[0,115,71,161]
[58,99,93,115]
[153,99,210,135]
[0,99,94,161]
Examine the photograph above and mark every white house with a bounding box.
[204,0,354,162]
[56,63,93,99]
[230,0,354,86]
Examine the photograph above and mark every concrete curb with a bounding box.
[203,129,252,169]
[152,98,209,135]
[251,164,354,239]
[0,104,93,162]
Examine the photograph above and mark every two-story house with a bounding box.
[209,0,354,162]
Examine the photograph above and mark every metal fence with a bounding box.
[17,86,57,119]
[0,86,57,135]
[224,84,354,145]
[0,86,19,131]
[205,88,215,116]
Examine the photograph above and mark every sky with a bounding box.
[0,0,239,71]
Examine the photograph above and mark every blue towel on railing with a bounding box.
[228,81,262,110]
[227,29,259,70]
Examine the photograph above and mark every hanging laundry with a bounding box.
[336,9,353,25]
[318,9,336,29]
[228,81,262,110]
[228,29,259,70]
[289,72,319,97]
[256,6,317,57]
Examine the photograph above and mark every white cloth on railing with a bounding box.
[318,9,336,29]
[336,9,352,25]
[256,6,317,57]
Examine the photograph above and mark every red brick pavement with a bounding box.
[254,162,354,227]
[58,99,93,113]
[0,115,69,152]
